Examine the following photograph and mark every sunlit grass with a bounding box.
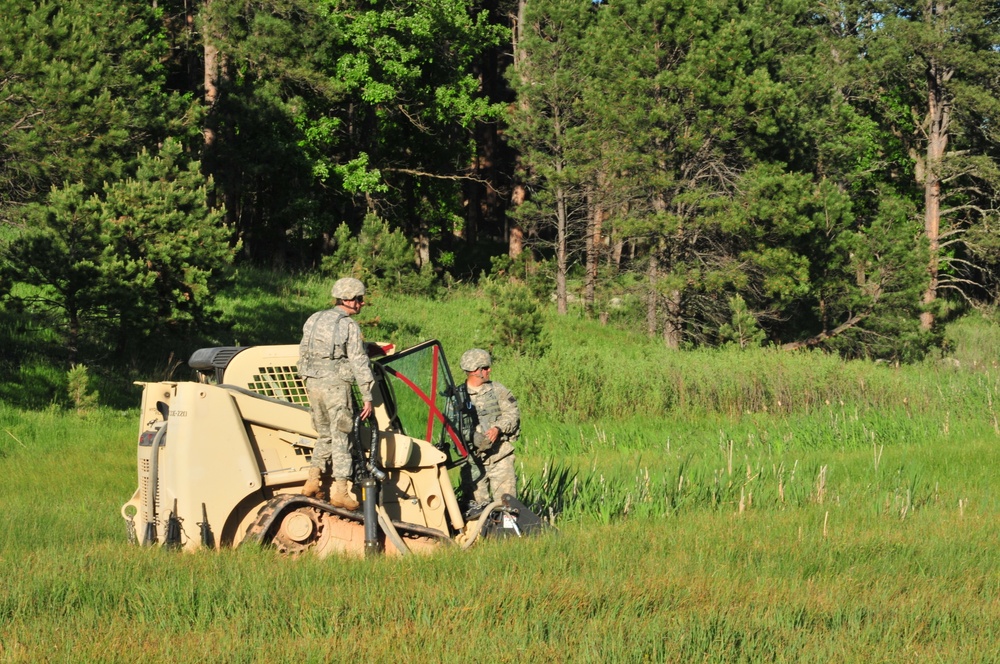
[3,508,999,662]
[1,397,999,664]
[3,268,1000,661]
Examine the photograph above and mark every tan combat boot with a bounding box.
[328,478,360,511]
[301,466,322,497]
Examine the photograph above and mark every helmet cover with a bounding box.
[459,348,492,372]
[331,277,366,300]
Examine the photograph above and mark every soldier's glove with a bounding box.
[473,430,493,453]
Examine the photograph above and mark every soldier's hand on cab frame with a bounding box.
[360,401,373,420]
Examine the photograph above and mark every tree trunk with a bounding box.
[509,217,524,258]
[919,45,951,331]
[555,184,568,315]
[508,0,529,261]
[585,185,603,313]
[646,249,658,336]
[67,302,80,366]
[202,0,229,228]
[415,228,430,268]
[663,289,682,349]
[463,173,481,244]
[513,0,527,70]
[584,189,595,311]
[508,180,525,258]
[611,239,623,269]
[202,1,220,152]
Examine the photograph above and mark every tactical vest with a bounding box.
[470,383,503,430]
[469,382,517,463]
[298,308,347,378]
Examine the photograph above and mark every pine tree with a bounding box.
[0,0,198,219]
[850,0,1000,328]
[506,0,596,315]
[2,140,234,362]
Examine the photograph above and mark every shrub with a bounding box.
[66,364,99,412]
[481,278,549,359]
[322,214,439,296]
[718,295,767,348]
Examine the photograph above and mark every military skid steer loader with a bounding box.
[120,340,544,556]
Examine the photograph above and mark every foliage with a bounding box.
[718,295,767,349]
[502,0,949,359]
[322,214,439,296]
[481,278,549,359]
[5,0,1000,364]
[582,0,795,344]
[844,0,1000,324]
[505,0,596,314]
[0,0,198,219]
[65,364,99,412]
[99,140,235,338]
[722,167,931,359]
[487,251,552,302]
[1,139,234,362]
[199,0,508,262]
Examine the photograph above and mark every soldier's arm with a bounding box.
[344,319,375,402]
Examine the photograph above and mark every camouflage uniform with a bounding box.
[464,380,520,502]
[299,308,374,478]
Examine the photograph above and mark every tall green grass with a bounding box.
[2,391,999,662]
[210,267,1000,415]
[520,423,999,526]
[3,268,1000,661]
[3,510,998,662]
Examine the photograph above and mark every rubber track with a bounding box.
[242,494,451,546]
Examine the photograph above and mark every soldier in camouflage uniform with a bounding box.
[298,277,374,510]
[458,348,520,516]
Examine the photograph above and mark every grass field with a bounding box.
[2,405,998,662]
[2,271,1000,661]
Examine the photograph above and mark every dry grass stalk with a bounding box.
[816,465,828,505]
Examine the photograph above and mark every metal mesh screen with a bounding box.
[246,365,310,405]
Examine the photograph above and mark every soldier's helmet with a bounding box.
[331,277,366,300]
[460,348,492,372]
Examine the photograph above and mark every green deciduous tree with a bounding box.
[324,0,508,264]
[199,0,508,269]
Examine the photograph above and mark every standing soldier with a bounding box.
[458,348,520,517]
[298,277,374,510]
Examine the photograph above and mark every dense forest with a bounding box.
[3,0,1000,369]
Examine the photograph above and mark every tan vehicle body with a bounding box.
[120,342,521,556]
